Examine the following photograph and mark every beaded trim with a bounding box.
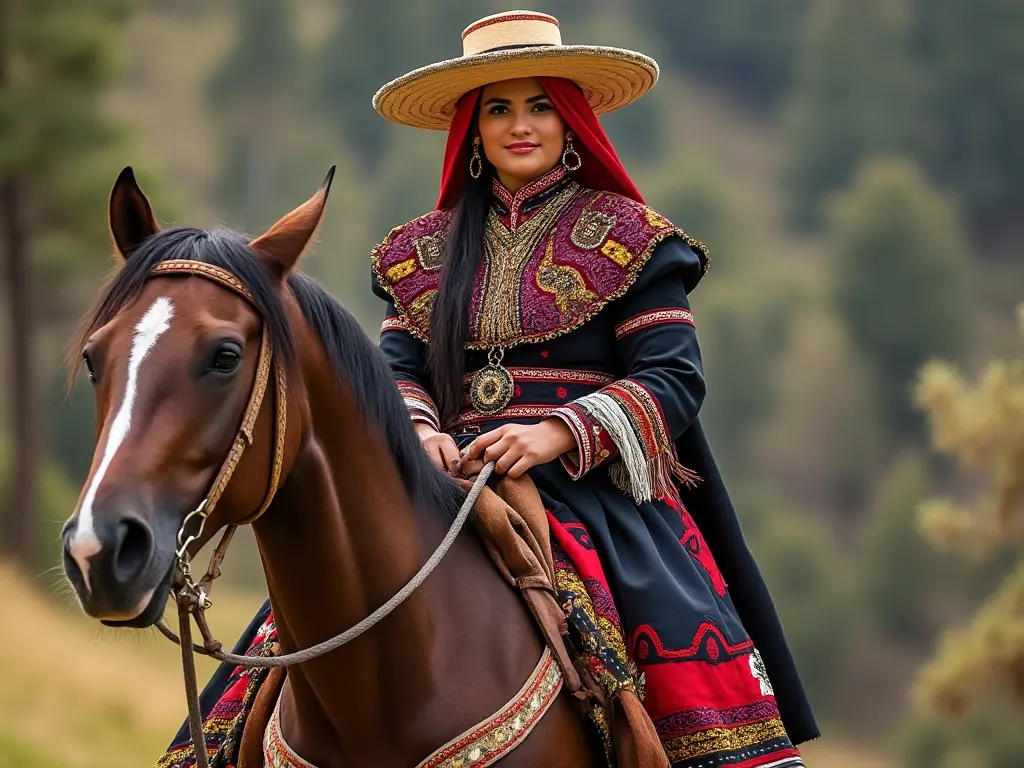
[491,166,567,230]
[381,315,409,334]
[398,380,441,432]
[151,259,256,304]
[262,648,563,768]
[417,647,563,768]
[264,697,316,768]
[615,308,694,340]
[451,404,556,430]
[459,367,615,388]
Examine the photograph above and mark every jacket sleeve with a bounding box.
[547,235,705,503]
[373,275,441,432]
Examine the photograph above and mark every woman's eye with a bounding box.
[211,349,241,372]
[533,102,552,112]
[489,105,508,115]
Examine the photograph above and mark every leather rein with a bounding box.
[144,260,494,768]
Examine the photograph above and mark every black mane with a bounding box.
[74,226,465,521]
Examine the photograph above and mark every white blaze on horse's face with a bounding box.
[67,295,175,594]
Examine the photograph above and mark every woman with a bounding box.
[369,10,818,768]
[162,11,819,768]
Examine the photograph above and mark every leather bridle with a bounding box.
[140,259,493,768]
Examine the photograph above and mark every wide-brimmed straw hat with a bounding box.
[372,10,659,131]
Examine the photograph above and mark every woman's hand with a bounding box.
[415,422,461,474]
[457,419,576,479]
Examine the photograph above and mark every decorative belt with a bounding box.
[263,646,563,768]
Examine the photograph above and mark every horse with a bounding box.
[59,167,601,767]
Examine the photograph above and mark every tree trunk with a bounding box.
[0,179,38,570]
[0,2,38,570]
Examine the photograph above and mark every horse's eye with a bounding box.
[211,348,241,372]
[82,351,96,383]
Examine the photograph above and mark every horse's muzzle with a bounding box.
[62,508,170,624]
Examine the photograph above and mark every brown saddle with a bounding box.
[458,473,668,768]
[235,474,668,768]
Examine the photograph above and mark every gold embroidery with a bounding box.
[369,190,712,349]
[409,289,436,328]
[600,239,633,267]
[414,232,445,270]
[385,258,416,283]
[571,205,617,249]
[418,648,563,768]
[662,719,790,763]
[475,181,581,345]
[644,208,671,229]
[537,237,597,317]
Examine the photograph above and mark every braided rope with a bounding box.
[158,462,495,669]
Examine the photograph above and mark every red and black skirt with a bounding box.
[531,460,804,768]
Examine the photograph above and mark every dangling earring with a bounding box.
[562,136,582,172]
[469,138,483,179]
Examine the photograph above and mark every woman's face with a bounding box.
[477,77,569,192]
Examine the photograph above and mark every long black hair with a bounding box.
[426,130,493,426]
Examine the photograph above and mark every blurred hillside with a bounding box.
[1,0,1022,765]
[0,564,890,767]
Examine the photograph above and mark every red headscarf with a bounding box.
[435,77,645,210]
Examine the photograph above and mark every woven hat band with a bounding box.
[461,12,562,56]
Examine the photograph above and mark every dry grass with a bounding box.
[0,562,265,767]
[2,561,894,767]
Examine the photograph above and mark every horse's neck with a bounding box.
[252,381,444,753]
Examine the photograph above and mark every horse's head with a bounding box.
[61,166,333,626]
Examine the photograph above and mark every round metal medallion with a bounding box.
[470,363,514,415]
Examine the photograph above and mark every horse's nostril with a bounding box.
[63,543,85,593]
[113,518,153,584]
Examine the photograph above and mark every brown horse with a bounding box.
[60,168,599,766]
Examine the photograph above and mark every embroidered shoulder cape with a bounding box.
[370,173,709,349]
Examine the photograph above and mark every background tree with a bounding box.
[910,0,1024,238]
[783,0,924,229]
[0,0,142,571]
[827,156,970,440]
[634,0,808,111]
[911,303,1024,717]
[206,0,300,229]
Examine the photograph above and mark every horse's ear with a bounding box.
[249,166,335,279]
[109,166,159,260]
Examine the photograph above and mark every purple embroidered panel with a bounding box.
[371,189,703,349]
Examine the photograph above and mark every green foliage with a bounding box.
[784,0,1024,234]
[0,0,145,287]
[856,452,952,645]
[828,156,970,437]
[207,0,297,101]
[643,162,735,274]
[899,706,1024,768]
[752,306,885,521]
[911,0,1024,232]
[206,0,304,228]
[316,0,490,169]
[782,0,925,229]
[0,438,82,576]
[634,0,808,109]
[693,277,792,477]
[741,494,855,713]
[0,726,67,768]
[911,309,1024,716]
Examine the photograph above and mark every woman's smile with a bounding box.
[506,141,540,155]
